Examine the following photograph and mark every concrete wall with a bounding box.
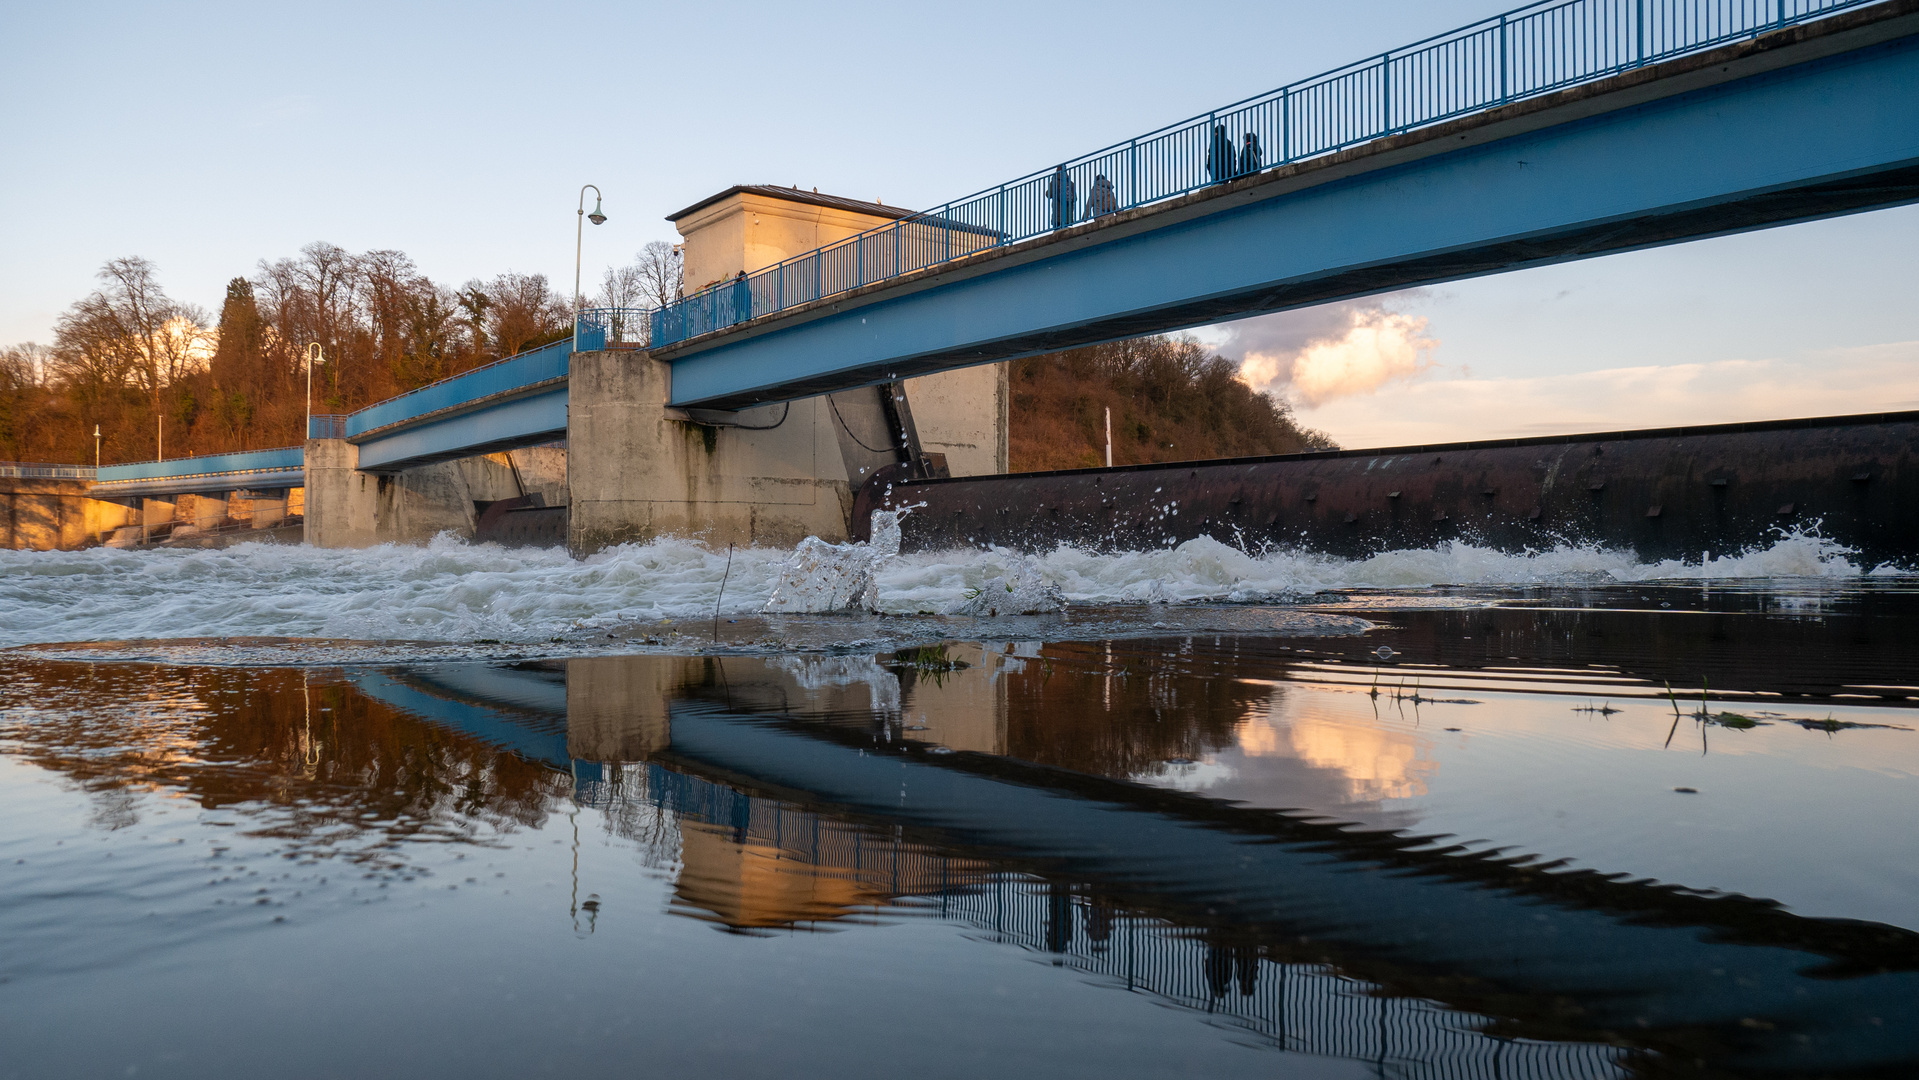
[0,479,132,550]
[305,438,530,548]
[568,350,852,554]
[904,364,1009,477]
[506,446,568,506]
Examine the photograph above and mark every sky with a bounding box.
[4,0,1914,450]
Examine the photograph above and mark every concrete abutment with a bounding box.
[304,438,557,548]
[564,350,1006,556]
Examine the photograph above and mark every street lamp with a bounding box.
[94,425,101,469]
[574,184,606,352]
[306,343,323,438]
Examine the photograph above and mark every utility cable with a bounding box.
[827,392,893,454]
[722,400,790,430]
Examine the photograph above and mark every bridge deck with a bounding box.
[656,1,1919,408]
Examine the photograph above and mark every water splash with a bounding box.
[0,524,1895,648]
[762,510,903,614]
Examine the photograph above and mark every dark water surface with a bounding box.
[4,583,1917,1079]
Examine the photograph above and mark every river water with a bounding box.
[2,531,1915,1078]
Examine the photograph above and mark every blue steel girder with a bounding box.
[87,468,305,504]
[350,382,567,473]
[658,14,1919,410]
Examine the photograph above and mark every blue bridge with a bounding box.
[88,0,1919,522]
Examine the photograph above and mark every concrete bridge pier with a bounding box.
[304,438,551,547]
[566,349,1006,555]
[566,350,854,554]
[140,498,175,544]
[1,477,128,550]
[240,490,288,529]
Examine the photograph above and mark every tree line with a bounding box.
[2,243,1328,471]
[0,242,682,466]
[1009,335,1335,471]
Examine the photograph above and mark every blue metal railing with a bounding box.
[576,306,657,350]
[0,462,96,481]
[344,338,572,439]
[651,0,1885,347]
[308,414,349,439]
[95,447,305,484]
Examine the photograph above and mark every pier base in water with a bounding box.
[564,350,1007,556]
[303,437,555,548]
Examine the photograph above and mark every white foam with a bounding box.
[0,525,1892,647]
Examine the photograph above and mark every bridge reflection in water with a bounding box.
[580,760,1623,1079]
[343,627,1919,1080]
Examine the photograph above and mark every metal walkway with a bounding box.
[653,0,1900,349]
[654,0,1919,408]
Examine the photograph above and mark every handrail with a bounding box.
[651,0,1887,347]
[95,448,305,484]
[0,462,96,481]
[309,414,349,440]
[344,337,573,438]
[575,306,658,350]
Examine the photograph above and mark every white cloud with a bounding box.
[1223,299,1440,406]
[1293,342,1919,450]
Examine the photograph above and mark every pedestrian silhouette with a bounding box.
[1207,124,1234,183]
[730,270,750,324]
[1045,166,1077,229]
[1084,174,1119,219]
[1239,132,1262,176]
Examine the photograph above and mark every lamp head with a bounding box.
[588,195,607,226]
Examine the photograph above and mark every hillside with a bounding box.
[1009,336,1333,472]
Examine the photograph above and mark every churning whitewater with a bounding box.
[0,517,1888,648]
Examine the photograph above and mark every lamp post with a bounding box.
[574,185,606,352]
[306,343,323,439]
[94,425,101,469]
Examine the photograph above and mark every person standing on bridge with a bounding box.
[1045,166,1077,230]
[730,270,750,325]
[1084,174,1119,219]
[1239,132,1262,177]
[1207,124,1234,184]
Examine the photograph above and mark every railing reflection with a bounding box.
[11,647,1917,1078]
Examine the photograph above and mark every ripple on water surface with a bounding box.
[4,621,1919,1078]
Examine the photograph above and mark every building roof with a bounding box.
[665,184,918,223]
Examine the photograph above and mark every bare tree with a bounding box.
[51,258,208,458]
[634,241,683,309]
[597,263,645,311]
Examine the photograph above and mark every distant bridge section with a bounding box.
[652,0,1919,408]
[90,448,304,503]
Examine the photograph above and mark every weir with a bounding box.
[862,410,1919,567]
